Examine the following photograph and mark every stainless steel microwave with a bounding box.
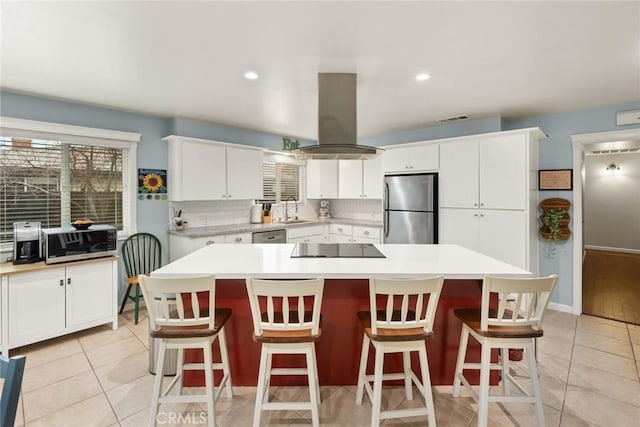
[43,225,117,264]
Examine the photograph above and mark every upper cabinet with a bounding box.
[165,136,263,201]
[338,157,383,199]
[439,134,527,210]
[307,160,339,199]
[382,143,439,174]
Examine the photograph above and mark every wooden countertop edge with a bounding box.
[0,255,119,276]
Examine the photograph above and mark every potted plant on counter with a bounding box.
[174,217,188,231]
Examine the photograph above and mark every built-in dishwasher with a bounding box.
[252,228,287,243]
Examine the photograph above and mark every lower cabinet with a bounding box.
[329,224,382,243]
[287,224,328,243]
[439,208,527,270]
[170,232,253,261]
[3,257,117,351]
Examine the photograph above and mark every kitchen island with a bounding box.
[152,244,530,386]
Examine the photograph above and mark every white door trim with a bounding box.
[570,128,640,315]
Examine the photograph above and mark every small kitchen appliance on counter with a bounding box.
[251,204,262,224]
[13,221,43,264]
[42,224,117,264]
[318,200,331,220]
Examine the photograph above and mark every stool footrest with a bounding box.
[261,401,317,411]
[380,407,430,420]
[270,368,309,376]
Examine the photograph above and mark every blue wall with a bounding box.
[3,90,639,308]
[503,101,640,307]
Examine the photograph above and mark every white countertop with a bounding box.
[152,244,531,280]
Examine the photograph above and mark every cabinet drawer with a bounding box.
[194,235,224,248]
[224,232,252,244]
[329,224,352,236]
[353,226,380,240]
[287,224,324,239]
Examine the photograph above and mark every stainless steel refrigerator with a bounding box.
[383,173,437,244]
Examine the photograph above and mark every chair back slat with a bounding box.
[1,355,26,427]
[246,278,324,336]
[369,276,444,334]
[121,233,162,279]
[139,275,217,331]
[480,275,558,331]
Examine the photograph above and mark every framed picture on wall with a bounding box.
[539,169,573,191]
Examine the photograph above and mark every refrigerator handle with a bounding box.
[384,210,389,238]
[384,182,389,210]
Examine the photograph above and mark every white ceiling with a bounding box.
[1,1,639,140]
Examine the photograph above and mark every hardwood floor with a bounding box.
[582,249,640,325]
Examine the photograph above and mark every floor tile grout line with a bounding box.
[84,336,123,425]
[556,316,577,427]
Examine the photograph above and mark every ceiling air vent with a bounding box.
[437,115,469,123]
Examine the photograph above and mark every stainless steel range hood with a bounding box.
[293,73,382,160]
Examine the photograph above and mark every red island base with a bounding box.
[178,279,497,387]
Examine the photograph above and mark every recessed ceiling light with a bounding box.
[244,71,259,80]
[415,73,430,82]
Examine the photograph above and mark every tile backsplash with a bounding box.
[169,198,382,229]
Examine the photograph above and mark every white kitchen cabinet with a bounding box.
[3,257,117,352]
[8,267,66,348]
[224,232,252,243]
[338,157,383,199]
[382,144,439,173]
[329,224,382,243]
[440,208,527,270]
[287,224,328,243]
[226,147,264,200]
[166,135,263,201]
[65,261,113,328]
[306,160,338,199]
[439,134,526,210]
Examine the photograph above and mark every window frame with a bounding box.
[259,151,306,205]
[0,116,140,248]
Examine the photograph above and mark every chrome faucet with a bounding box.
[284,197,298,222]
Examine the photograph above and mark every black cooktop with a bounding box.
[291,243,386,258]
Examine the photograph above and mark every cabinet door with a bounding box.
[382,147,409,173]
[181,141,227,200]
[410,144,439,171]
[307,160,338,199]
[338,160,363,199]
[227,147,263,200]
[224,232,252,243]
[330,234,352,243]
[193,235,224,249]
[439,140,479,208]
[8,268,66,347]
[478,210,527,269]
[438,208,479,251]
[479,135,526,210]
[362,156,383,199]
[66,261,113,328]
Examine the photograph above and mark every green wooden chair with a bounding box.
[119,232,162,324]
[1,355,26,427]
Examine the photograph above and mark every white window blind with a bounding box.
[0,136,123,244]
[259,160,302,203]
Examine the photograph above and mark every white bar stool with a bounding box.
[355,276,444,427]
[451,274,558,427]
[139,274,233,427]
[245,277,324,427]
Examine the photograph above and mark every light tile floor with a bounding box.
[6,309,640,426]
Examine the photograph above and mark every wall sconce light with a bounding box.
[606,162,621,174]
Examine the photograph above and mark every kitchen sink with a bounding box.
[280,219,310,224]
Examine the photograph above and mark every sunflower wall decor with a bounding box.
[138,168,168,200]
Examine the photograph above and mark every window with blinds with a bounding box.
[259,160,302,203]
[0,136,123,244]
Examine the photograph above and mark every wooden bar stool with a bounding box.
[451,274,558,427]
[138,274,233,427]
[355,276,444,427]
[245,277,324,427]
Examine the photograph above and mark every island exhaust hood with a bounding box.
[292,73,383,160]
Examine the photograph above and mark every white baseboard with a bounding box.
[585,245,640,255]
[548,302,575,314]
